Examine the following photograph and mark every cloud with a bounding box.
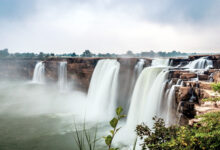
[0,0,220,54]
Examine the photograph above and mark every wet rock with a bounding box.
[169,58,189,67]
[199,81,212,90]
[179,114,190,125]
[198,74,209,80]
[181,101,196,119]
[176,87,191,103]
[213,60,220,69]
[213,71,220,82]
[170,70,189,78]
[180,73,197,80]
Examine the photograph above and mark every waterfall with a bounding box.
[126,67,169,130]
[120,59,168,132]
[162,85,178,125]
[184,57,213,69]
[134,59,145,77]
[123,59,145,112]
[151,58,170,66]
[87,59,120,120]
[176,79,183,85]
[32,61,45,83]
[58,62,68,92]
[114,58,171,144]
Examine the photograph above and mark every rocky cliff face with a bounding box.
[0,57,151,91]
[170,55,220,69]
[168,54,220,125]
[0,59,37,80]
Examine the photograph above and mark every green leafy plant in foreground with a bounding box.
[136,117,179,150]
[104,107,126,150]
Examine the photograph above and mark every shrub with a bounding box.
[136,112,220,150]
[202,97,220,102]
[211,83,220,93]
[136,117,179,150]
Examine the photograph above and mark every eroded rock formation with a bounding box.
[169,68,220,125]
[0,57,151,91]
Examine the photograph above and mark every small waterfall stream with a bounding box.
[58,62,68,92]
[87,59,120,120]
[32,61,45,83]
[163,85,178,125]
[184,57,213,69]
[134,59,145,77]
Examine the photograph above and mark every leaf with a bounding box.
[110,130,114,135]
[110,118,118,128]
[119,115,126,119]
[116,107,123,116]
[116,127,121,133]
[105,135,112,146]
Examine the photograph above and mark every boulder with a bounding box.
[199,81,212,90]
[213,60,220,69]
[198,74,209,80]
[170,70,189,78]
[176,87,191,103]
[180,73,197,80]
[213,71,220,83]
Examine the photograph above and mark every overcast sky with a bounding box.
[0,0,220,54]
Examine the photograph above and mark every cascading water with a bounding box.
[87,59,120,120]
[117,59,170,144]
[184,57,213,69]
[151,58,170,66]
[32,61,45,83]
[126,67,169,129]
[163,85,178,125]
[123,59,146,113]
[134,59,145,77]
[58,62,68,92]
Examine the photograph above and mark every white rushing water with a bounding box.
[162,85,178,125]
[126,67,169,129]
[58,62,68,92]
[124,59,146,112]
[151,58,170,66]
[134,59,145,77]
[116,59,170,145]
[32,61,45,83]
[87,59,120,120]
[184,57,213,69]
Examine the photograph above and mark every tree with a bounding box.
[126,50,134,56]
[38,52,44,58]
[71,52,77,57]
[0,48,9,57]
[136,113,220,150]
[81,50,93,57]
